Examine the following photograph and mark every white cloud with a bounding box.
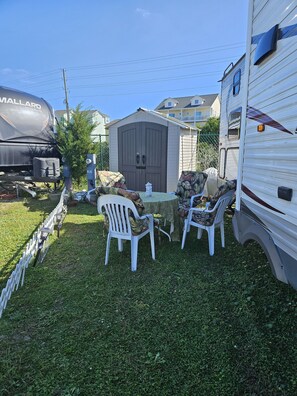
[0,68,13,75]
[135,8,151,18]
[0,68,30,82]
[0,68,29,77]
[0,68,33,88]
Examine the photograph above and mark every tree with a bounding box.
[196,117,220,171]
[196,142,218,171]
[198,117,220,134]
[56,104,98,186]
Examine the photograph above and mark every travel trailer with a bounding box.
[233,0,297,288]
[0,86,60,180]
[218,55,245,181]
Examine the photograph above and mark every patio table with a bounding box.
[139,192,180,242]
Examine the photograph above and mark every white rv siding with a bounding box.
[219,55,245,180]
[239,0,297,261]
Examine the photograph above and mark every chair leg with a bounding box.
[105,233,111,265]
[220,221,225,248]
[149,229,156,260]
[118,238,123,252]
[181,220,188,249]
[131,237,139,272]
[197,228,203,240]
[207,226,215,256]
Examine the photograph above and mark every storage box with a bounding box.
[33,157,60,178]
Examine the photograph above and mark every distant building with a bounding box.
[155,94,220,128]
[55,109,110,142]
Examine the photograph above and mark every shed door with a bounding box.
[118,122,168,192]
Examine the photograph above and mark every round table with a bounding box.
[139,192,180,242]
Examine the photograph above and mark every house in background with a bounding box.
[55,109,110,142]
[155,94,220,128]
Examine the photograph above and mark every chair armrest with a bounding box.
[189,196,223,215]
[189,205,216,215]
[86,188,96,201]
[139,213,153,221]
[190,191,204,207]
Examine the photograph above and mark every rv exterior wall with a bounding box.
[233,0,297,288]
[219,55,245,180]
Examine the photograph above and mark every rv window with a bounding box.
[228,107,242,139]
[254,24,278,65]
[233,69,241,96]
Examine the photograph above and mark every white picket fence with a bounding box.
[0,188,68,318]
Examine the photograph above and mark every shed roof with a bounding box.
[110,108,197,130]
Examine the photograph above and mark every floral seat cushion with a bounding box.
[208,179,236,210]
[96,186,148,235]
[192,179,237,226]
[175,171,208,218]
[97,171,127,190]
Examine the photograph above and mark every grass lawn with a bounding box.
[0,197,297,395]
[0,197,57,290]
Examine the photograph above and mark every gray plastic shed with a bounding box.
[108,108,197,192]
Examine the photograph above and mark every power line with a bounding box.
[69,85,220,99]
[62,71,222,90]
[67,43,244,71]
[14,56,235,89]
[67,56,237,81]
[3,42,244,90]
[32,69,223,94]
[46,84,220,102]
[12,55,236,88]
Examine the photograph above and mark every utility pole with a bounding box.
[62,68,70,122]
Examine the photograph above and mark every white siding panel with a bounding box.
[167,125,180,192]
[241,0,297,259]
[179,130,196,173]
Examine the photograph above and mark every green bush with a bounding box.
[197,142,218,171]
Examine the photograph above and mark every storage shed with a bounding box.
[108,108,197,192]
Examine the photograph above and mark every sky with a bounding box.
[0,0,249,121]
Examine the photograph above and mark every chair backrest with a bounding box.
[176,171,208,199]
[97,171,127,189]
[212,190,235,225]
[208,179,236,210]
[98,194,139,238]
[96,186,145,216]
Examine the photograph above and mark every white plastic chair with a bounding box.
[98,194,155,271]
[181,190,235,256]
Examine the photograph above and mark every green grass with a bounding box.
[0,196,56,289]
[0,198,297,395]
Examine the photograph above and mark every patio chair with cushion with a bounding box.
[175,171,208,219]
[181,180,236,256]
[98,194,155,271]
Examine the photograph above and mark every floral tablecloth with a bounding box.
[139,192,180,242]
